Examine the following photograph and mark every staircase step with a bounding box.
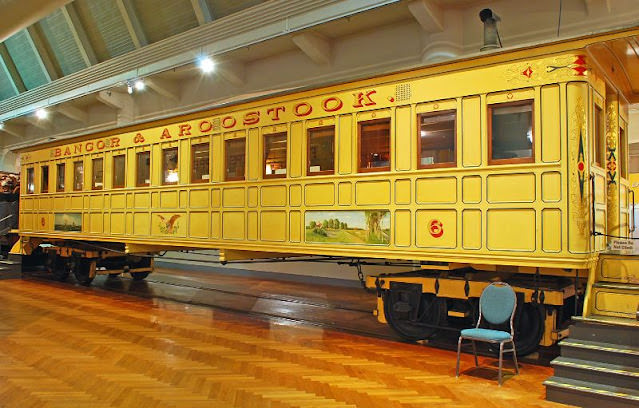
[589,284,639,319]
[594,282,639,291]
[569,317,639,347]
[560,338,639,367]
[551,356,639,389]
[598,255,639,284]
[545,376,639,408]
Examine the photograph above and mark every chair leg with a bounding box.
[471,341,478,367]
[498,342,504,386]
[456,337,463,377]
[511,341,519,374]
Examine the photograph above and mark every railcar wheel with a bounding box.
[130,271,149,281]
[45,252,70,281]
[384,290,445,341]
[73,259,94,286]
[513,303,544,356]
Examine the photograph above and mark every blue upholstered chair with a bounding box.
[455,282,519,385]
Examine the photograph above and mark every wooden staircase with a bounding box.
[545,254,639,407]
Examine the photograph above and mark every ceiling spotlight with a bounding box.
[0,122,4,130]
[198,56,215,73]
[134,79,145,91]
[35,108,48,119]
[127,82,133,94]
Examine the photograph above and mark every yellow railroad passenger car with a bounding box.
[15,28,639,355]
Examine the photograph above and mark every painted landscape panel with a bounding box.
[54,213,82,232]
[305,210,390,245]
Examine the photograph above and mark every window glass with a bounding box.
[41,165,49,193]
[264,132,287,178]
[26,168,35,194]
[163,147,179,185]
[359,119,390,172]
[419,111,456,167]
[56,163,65,192]
[136,151,150,186]
[620,125,627,178]
[73,161,83,191]
[113,155,125,188]
[191,143,210,183]
[594,104,605,166]
[92,158,103,190]
[489,100,533,164]
[308,127,334,175]
[225,138,245,181]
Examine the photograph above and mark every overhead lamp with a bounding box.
[0,122,4,130]
[126,81,133,94]
[197,56,215,73]
[35,108,48,119]
[134,79,145,91]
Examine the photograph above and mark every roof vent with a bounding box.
[479,8,501,51]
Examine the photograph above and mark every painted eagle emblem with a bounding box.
[157,214,181,234]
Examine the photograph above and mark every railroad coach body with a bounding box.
[14,30,637,354]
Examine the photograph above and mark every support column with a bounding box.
[606,91,620,240]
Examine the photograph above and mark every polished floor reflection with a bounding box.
[0,278,564,407]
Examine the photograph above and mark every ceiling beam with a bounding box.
[116,0,148,49]
[96,90,134,125]
[26,26,60,81]
[217,61,245,87]
[146,78,180,101]
[292,32,331,65]
[61,3,98,67]
[408,0,444,33]
[26,116,51,130]
[583,0,612,15]
[0,43,26,94]
[56,104,88,123]
[0,123,25,139]
[0,0,73,43]
[190,0,214,25]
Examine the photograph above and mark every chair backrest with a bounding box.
[478,282,517,328]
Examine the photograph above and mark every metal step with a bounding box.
[544,376,639,408]
[589,284,639,319]
[559,338,639,368]
[569,318,639,347]
[551,356,639,390]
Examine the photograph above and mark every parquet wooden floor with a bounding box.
[0,278,569,408]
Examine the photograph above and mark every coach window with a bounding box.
[191,142,210,183]
[92,158,104,190]
[359,118,390,172]
[163,147,179,185]
[113,155,126,188]
[136,151,150,187]
[26,168,35,194]
[488,100,534,165]
[418,110,456,168]
[73,161,84,191]
[308,126,334,175]
[594,103,605,167]
[41,165,49,193]
[264,132,287,178]
[56,163,65,192]
[225,138,245,181]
